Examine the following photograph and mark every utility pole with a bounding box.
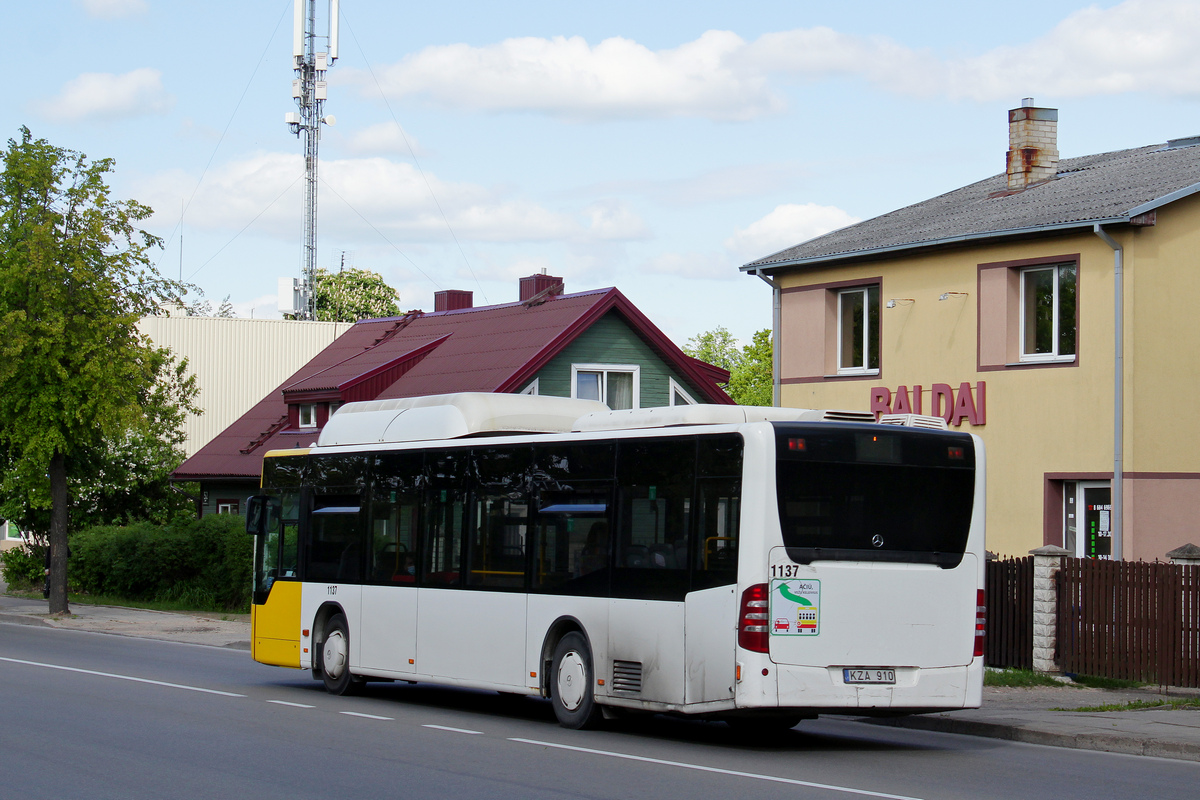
[285,0,338,320]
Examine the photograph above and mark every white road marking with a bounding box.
[339,711,393,720]
[268,700,315,708]
[508,738,925,800]
[423,724,484,735]
[0,656,245,697]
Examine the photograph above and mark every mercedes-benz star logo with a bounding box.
[871,534,885,548]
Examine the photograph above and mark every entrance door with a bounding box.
[1064,481,1114,559]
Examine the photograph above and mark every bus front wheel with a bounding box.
[321,614,363,696]
[551,632,602,729]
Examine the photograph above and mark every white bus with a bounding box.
[246,393,985,730]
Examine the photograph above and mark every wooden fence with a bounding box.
[1056,559,1200,688]
[984,556,1033,670]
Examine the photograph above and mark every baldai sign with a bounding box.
[869,381,986,427]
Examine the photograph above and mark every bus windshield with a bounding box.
[774,424,975,568]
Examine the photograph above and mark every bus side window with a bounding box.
[423,452,465,586]
[613,438,693,600]
[467,447,531,590]
[693,435,743,590]
[371,452,423,583]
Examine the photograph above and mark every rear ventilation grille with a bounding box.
[612,660,643,693]
[878,413,949,430]
[821,409,876,423]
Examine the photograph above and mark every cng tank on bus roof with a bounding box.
[316,392,609,446]
[571,404,875,432]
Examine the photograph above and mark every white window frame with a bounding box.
[298,403,317,428]
[520,378,540,396]
[329,402,342,417]
[216,500,240,515]
[1019,264,1076,363]
[836,285,880,376]
[668,378,697,406]
[570,363,641,409]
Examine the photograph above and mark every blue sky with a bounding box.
[8,0,1199,346]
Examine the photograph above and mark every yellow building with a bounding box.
[743,100,1200,561]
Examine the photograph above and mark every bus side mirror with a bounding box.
[246,496,269,536]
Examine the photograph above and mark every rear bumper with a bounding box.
[735,655,983,713]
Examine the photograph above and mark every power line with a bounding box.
[154,0,293,277]
[339,11,487,303]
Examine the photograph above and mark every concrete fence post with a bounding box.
[1029,545,1071,674]
[1166,543,1200,566]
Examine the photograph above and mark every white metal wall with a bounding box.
[137,316,353,457]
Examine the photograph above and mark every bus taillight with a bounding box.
[738,583,770,653]
[974,589,986,658]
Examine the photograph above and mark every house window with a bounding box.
[668,378,697,406]
[329,402,342,417]
[298,403,317,428]
[1020,264,1076,362]
[216,500,240,515]
[837,285,880,374]
[572,364,640,410]
[520,379,539,396]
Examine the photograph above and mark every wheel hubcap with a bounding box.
[557,650,587,711]
[323,630,347,679]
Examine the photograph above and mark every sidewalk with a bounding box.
[0,588,250,650]
[862,683,1200,761]
[3,587,1199,761]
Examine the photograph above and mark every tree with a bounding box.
[305,266,400,322]
[0,128,195,614]
[684,326,773,407]
[727,328,773,407]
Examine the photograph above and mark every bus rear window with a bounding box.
[775,427,975,568]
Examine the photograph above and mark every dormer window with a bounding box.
[298,403,317,428]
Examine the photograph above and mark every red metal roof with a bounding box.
[173,287,733,481]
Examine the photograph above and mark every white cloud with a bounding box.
[348,30,780,121]
[347,0,1200,121]
[138,152,650,246]
[642,251,736,280]
[77,0,148,19]
[227,294,284,320]
[345,122,429,157]
[725,203,860,263]
[34,68,172,122]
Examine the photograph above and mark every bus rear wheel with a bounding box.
[551,632,602,729]
[321,614,363,696]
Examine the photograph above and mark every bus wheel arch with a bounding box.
[311,602,345,678]
[544,622,603,729]
[539,617,589,698]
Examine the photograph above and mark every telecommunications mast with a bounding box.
[283,0,339,320]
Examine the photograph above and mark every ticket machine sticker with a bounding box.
[770,579,820,636]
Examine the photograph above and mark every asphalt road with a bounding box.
[3,622,1198,800]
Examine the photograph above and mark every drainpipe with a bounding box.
[754,269,781,407]
[1094,224,1123,560]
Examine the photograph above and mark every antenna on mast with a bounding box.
[283,0,339,320]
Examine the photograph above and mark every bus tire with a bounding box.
[320,614,363,696]
[551,632,602,729]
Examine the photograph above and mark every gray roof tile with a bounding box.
[744,141,1200,270]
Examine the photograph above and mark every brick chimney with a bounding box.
[434,289,473,312]
[519,272,563,302]
[1006,98,1059,190]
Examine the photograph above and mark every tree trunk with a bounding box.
[48,450,70,615]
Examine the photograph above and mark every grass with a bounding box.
[984,668,1068,688]
[1066,674,1145,690]
[1055,698,1200,713]
[3,584,249,620]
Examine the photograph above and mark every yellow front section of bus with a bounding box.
[251,581,302,668]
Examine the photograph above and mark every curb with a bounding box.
[861,714,1200,761]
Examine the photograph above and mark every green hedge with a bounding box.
[0,543,45,587]
[67,515,252,611]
